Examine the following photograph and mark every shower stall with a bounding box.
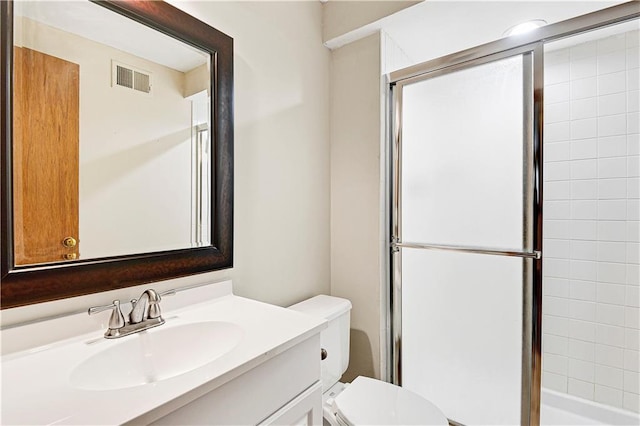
[388,3,639,424]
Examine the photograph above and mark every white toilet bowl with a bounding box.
[289,295,448,426]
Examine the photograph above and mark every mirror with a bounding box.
[1,0,234,308]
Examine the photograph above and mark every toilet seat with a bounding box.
[332,376,449,426]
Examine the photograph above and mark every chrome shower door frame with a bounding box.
[387,3,640,425]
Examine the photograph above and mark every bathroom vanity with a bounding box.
[1,281,326,425]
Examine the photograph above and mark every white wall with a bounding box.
[330,32,385,381]
[542,27,640,413]
[2,1,331,329]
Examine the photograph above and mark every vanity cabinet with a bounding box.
[147,334,322,425]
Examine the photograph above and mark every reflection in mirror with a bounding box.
[12,1,211,266]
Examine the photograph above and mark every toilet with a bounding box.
[289,295,448,426]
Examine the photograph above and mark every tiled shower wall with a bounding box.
[542,29,640,413]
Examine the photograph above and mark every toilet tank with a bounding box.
[289,295,351,392]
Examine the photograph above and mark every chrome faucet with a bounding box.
[129,289,161,324]
[89,288,175,339]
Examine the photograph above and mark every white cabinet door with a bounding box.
[260,382,322,426]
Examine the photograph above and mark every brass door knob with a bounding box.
[62,236,77,248]
[63,253,77,260]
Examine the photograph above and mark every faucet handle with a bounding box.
[148,289,176,319]
[89,300,125,330]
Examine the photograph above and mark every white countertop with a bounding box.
[1,281,326,425]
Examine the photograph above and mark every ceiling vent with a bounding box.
[112,61,152,94]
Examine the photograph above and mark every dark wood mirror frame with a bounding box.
[1,0,233,309]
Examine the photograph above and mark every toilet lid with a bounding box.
[333,376,449,426]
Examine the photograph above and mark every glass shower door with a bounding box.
[391,48,541,425]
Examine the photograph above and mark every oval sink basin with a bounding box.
[70,321,243,391]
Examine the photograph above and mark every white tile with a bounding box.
[543,371,567,393]
[571,138,597,160]
[627,222,640,243]
[598,92,627,116]
[627,30,640,49]
[598,135,627,158]
[597,199,627,221]
[545,161,571,181]
[546,82,571,104]
[544,314,569,337]
[545,220,571,239]
[546,101,570,123]
[598,114,627,137]
[597,283,626,305]
[629,156,640,178]
[571,180,597,200]
[627,286,640,308]
[572,40,597,60]
[598,71,626,96]
[572,160,597,179]
[598,179,627,199]
[629,112,640,134]
[571,220,596,240]
[545,201,571,220]
[629,68,639,91]
[598,34,626,55]
[597,323,625,347]
[545,295,569,317]
[629,90,640,113]
[572,56,597,80]
[546,62,570,85]
[569,338,595,362]
[624,370,640,393]
[629,178,640,199]
[573,77,598,100]
[624,349,640,372]
[570,319,596,342]
[545,141,571,162]
[545,181,570,200]
[546,258,570,278]
[570,260,597,281]
[597,303,625,326]
[595,384,623,408]
[598,221,627,242]
[571,280,597,301]
[627,328,640,350]
[595,363,624,389]
[544,277,570,298]
[571,97,597,120]
[572,200,597,220]
[630,134,640,155]
[568,358,595,382]
[568,378,595,400]
[546,48,570,65]
[627,47,640,69]
[595,343,624,368]
[598,157,627,178]
[572,240,598,261]
[544,352,568,375]
[598,50,626,75]
[598,241,627,263]
[569,299,595,321]
[629,264,640,285]
[623,392,640,414]
[628,243,640,264]
[598,263,627,285]
[627,306,640,329]
[629,200,640,220]
[544,334,569,356]
[545,121,571,142]
[572,118,597,140]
